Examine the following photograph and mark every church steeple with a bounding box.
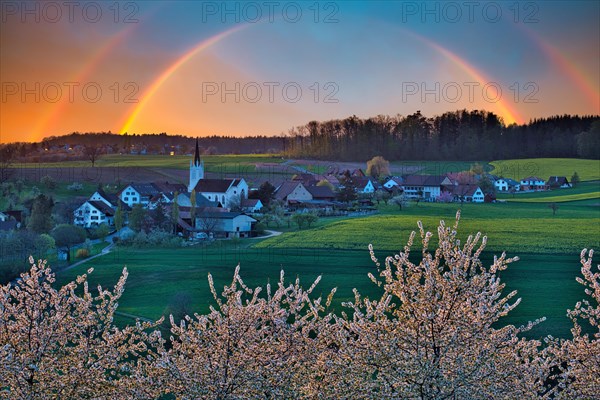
[193,137,201,166]
[189,137,204,192]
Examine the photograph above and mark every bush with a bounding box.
[88,224,110,240]
[253,222,267,235]
[67,182,83,191]
[41,175,56,190]
[75,248,89,259]
[126,230,183,248]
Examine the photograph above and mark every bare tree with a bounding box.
[197,214,220,236]
[0,145,15,183]
[83,144,103,167]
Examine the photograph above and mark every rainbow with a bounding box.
[406,31,523,125]
[119,24,249,134]
[520,26,599,113]
[33,3,164,141]
[32,25,137,140]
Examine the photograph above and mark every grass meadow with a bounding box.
[57,198,599,339]
[489,158,600,181]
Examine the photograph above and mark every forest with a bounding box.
[283,111,600,161]
[2,111,598,161]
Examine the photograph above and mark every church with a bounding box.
[188,138,249,209]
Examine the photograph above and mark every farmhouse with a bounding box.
[241,198,263,213]
[452,185,485,203]
[292,173,319,186]
[520,177,547,191]
[494,178,520,192]
[383,177,403,191]
[90,188,118,207]
[74,200,116,228]
[194,211,256,238]
[118,183,160,208]
[306,185,336,201]
[353,177,377,193]
[547,176,571,189]
[275,181,313,205]
[403,175,453,200]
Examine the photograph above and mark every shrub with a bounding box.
[75,248,89,258]
[40,175,56,190]
[67,182,83,191]
[253,221,267,235]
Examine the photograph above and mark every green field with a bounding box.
[55,199,599,339]
[496,181,600,203]
[490,158,600,181]
[55,242,586,339]
[14,154,285,173]
[256,203,600,254]
[389,160,490,175]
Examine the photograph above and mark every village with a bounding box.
[25,139,572,244]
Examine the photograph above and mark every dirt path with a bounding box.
[249,230,282,239]
[61,242,114,272]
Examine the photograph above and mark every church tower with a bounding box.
[188,138,204,192]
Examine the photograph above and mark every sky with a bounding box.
[1,0,599,143]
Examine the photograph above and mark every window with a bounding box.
[124,197,129,201]
[91,216,98,220]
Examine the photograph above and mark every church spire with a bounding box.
[193,137,201,166]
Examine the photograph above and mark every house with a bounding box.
[241,198,263,213]
[402,175,453,200]
[547,176,571,189]
[324,174,341,188]
[176,192,218,209]
[74,200,115,228]
[383,177,403,191]
[192,178,249,208]
[353,177,377,194]
[306,185,336,201]
[338,168,365,179]
[275,181,313,205]
[194,211,256,238]
[452,185,485,203]
[152,181,188,196]
[494,178,520,192]
[447,172,478,185]
[292,173,319,186]
[520,177,547,191]
[118,183,160,208]
[90,188,119,207]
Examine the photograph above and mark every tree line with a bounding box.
[282,110,600,161]
[1,215,598,398]
[1,110,598,163]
